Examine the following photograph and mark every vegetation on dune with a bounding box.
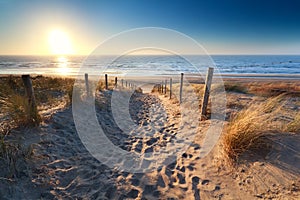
[1,91,40,126]
[0,123,34,179]
[285,112,300,133]
[0,75,75,127]
[224,82,247,94]
[222,93,299,163]
[0,75,75,178]
[247,81,300,97]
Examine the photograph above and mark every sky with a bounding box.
[0,0,300,55]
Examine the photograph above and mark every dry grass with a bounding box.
[0,124,33,179]
[1,92,40,126]
[285,112,300,133]
[0,75,75,127]
[213,82,247,94]
[222,94,298,162]
[0,75,74,178]
[246,81,300,97]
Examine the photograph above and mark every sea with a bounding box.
[0,55,299,77]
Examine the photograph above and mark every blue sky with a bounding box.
[0,0,300,55]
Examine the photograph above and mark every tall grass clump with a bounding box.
[0,76,40,126]
[0,123,34,179]
[285,113,300,133]
[1,92,41,126]
[222,95,287,162]
[0,75,75,127]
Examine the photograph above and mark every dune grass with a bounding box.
[0,75,75,127]
[1,92,41,126]
[0,123,34,179]
[285,112,300,133]
[222,94,298,162]
[0,75,75,178]
[247,81,300,97]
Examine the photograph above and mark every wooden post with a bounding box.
[169,78,172,99]
[121,79,124,88]
[105,74,108,90]
[85,73,89,96]
[115,77,118,88]
[164,79,167,95]
[21,75,39,123]
[201,67,214,120]
[161,81,164,93]
[180,73,184,104]
[126,81,128,88]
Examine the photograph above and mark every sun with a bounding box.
[48,29,74,55]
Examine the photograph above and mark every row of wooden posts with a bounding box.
[153,68,214,119]
[85,67,214,119]
[85,73,138,91]
[22,67,213,121]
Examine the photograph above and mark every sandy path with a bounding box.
[1,89,299,199]
[17,90,184,199]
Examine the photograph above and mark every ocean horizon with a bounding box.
[0,55,299,76]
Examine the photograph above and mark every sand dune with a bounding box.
[0,82,299,199]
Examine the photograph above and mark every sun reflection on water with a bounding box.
[56,56,71,75]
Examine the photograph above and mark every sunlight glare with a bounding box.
[48,30,74,55]
[55,56,71,75]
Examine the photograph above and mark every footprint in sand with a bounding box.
[192,176,201,200]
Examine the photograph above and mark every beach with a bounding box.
[1,0,300,198]
[0,74,299,199]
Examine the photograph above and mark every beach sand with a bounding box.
[0,75,299,199]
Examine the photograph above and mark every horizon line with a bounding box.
[0,53,300,56]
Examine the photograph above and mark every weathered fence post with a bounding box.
[21,75,39,123]
[121,79,124,88]
[105,74,108,90]
[115,77,118,88]
[161,81,164,93]
[179,73,184,104]
[126,81,128,88]
[169,78,172,99]
[164,79,167,95]
[85,73,89,96]
[201,67,214,120]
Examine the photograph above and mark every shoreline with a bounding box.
[1,73,300,80]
